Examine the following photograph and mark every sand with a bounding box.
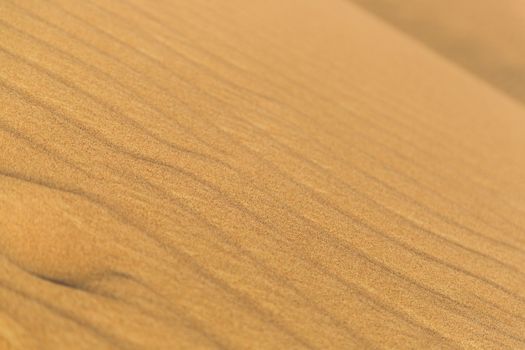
[351,0,525,103]
[0,0,524,349]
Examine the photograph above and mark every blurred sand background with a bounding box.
[0,0,524,349]
[351,0,525,103]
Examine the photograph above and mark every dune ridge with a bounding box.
[351,0,525,104]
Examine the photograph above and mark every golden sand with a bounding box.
[352,0,525,103]
[0,0,524,348]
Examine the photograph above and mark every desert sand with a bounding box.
[351,0,525,104]
[0,0,524,349]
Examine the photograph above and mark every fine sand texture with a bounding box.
[1,0,525,349]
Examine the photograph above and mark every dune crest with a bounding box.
[351,0,525,104]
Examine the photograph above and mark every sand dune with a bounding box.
[351,0,525,103]
[0,0,524,349]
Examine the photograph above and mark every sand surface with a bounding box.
[351,0,525,103]
[0,0,524,349]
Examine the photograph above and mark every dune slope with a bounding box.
[0,0,524,349]
[351,0,525,104]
